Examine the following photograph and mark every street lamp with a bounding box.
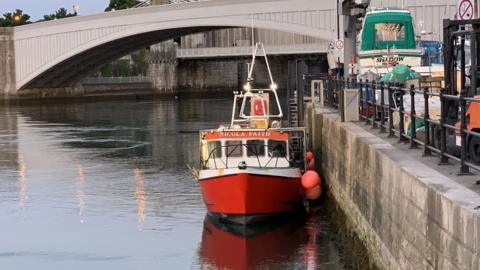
[13,14,21,24]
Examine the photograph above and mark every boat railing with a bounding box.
[202,143,298,170]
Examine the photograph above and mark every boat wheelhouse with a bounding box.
[358,9,422,74]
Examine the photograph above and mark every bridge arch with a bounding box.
[13,0,337,90]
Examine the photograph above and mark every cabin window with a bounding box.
[226,140,243,157]
[247,140,265,157]
[268,140,287,157]
[375,23,405,42]
[207,141,222,158]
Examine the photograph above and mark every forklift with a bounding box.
[443,18,480,164]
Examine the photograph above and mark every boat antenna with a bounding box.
[251,16,255,57]
[244,15,256,88]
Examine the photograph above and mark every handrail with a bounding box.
[82,76,151,84]
[319,77,480,176]
[177,43,329,58]
[133,0,210,8]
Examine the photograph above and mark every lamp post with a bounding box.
[13,13,21,25]
[73,3,80,15]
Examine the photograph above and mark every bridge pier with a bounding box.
[148,41,178,96]
[0,28,16,101]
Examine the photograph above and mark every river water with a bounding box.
[0,98,345,269]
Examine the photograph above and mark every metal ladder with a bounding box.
[288,90,299,127]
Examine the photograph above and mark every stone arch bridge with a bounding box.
[0,0,337,98]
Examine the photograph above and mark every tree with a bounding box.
[0,9,31,27]
[105,0,141,11]
[42,8,77,21]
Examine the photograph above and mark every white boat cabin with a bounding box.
[200,130,292,169]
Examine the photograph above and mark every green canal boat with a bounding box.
[358,8,422,74]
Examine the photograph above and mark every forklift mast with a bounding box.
[443,18,480,124]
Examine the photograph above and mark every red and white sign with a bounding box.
[458,0,474,20]
[335,39,344,50]
[203,131,289,140]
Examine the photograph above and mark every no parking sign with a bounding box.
[458,0,474,20]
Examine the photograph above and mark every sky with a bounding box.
[0,0,110,20]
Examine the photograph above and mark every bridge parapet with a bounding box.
[176,42,329,58]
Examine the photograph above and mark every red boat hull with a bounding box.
[199,171,304,223]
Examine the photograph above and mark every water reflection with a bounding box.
[0,106,18,168]
[198,211,330,270]
[134,168,146,230]
[18,156,28,209]
[76,166,86,223]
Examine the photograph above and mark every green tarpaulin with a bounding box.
[380,64,421,82]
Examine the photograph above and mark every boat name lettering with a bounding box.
[376,56,405,63]
[219,131,272,137]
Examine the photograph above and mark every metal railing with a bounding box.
[82,76,151,84]
[133,0,210,8]
[320,78,480,175]
[177,43,329,58]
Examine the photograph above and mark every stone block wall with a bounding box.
[311,107,480,270]
[0,28,15,100]
[148,41,178,95]
[175,56,290,95]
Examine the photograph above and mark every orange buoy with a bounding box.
[305,185,322,200]
[301,170,320,189]
[306,151,314,161]
[307,159,315,170]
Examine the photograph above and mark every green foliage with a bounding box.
[100,64,113,77]
[0,9,31,27]
[105,0,141,11]
[116,60,131,76]
[131,48,149,75]
[98,49,150,77]
[42,8,77,21]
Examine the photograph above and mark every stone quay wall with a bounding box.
[310,105,480,270]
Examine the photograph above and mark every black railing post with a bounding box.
[398,83,405,143]
[337,77,342,109]
[439,88,449,165]
[372,81,377,128]
[340,78,345,122]
[379,82,386,133]
[409,84,418,148]
[335,79,341,109]
[459,90,470,174]
[388,83,395,137]
[330,78,334,107]
[423,87,432,156]
[359,79,363,120]
[365,79,370,124]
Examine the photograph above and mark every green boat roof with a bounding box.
[360,9,416,51]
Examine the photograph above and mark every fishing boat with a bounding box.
[358,8,443,76]
[196,43,320,225]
